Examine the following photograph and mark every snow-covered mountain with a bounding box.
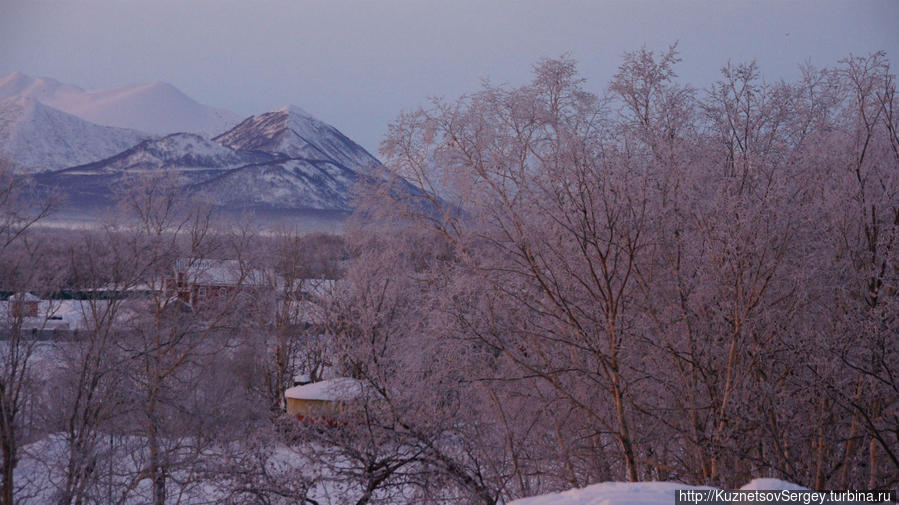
[36,132,278,209]
[214,105,379,171]
[0,72,240,136]
[189,158,360,211]
[0,72,83,104]
[36,105,397,214]
[5,74,421,220]
[63,132,274,174]
[0,96,149,172]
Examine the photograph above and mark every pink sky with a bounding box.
[2,0,897,154]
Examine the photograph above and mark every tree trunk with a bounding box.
[1,437,15,505]
[154,465,166,505]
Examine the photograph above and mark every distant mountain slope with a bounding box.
[62,132,274,174]
[0,97,149,173]
[32,103,422,219]
[189,158,359,211]
[214,105,379,171]
[34,132,274,207]
[34,104,377,211]
[0,72,240,136]
[0,72,84,104]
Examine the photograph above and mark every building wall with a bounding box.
[285,398,343,418]
[10,301,38,318]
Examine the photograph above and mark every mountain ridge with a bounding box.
[2,71,411,222]
[0,72,240,136]
[35,105,392,215]
[0,96,149,172]
[214,106,380,172]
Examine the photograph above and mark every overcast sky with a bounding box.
[2,0,897,154]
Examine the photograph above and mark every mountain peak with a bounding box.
[0,72,84,102]
[1,95,74,121]
[0,97,148,173]
[276,104,316,120]
[124,80,184,96]
[214,106,379,171]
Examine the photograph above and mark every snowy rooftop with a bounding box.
[175,258,269,287]
[7,292,40,302]
[284,377,363,402]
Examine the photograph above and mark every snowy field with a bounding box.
[19,443,882,505]
[15,435,406,505]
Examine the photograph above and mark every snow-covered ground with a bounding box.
[509,478,893,505]
[510,482,716,505]
[14,420,884,505]
[15,435,379,505]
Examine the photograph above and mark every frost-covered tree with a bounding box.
[0,161,58,505]
[359,48,899,496]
